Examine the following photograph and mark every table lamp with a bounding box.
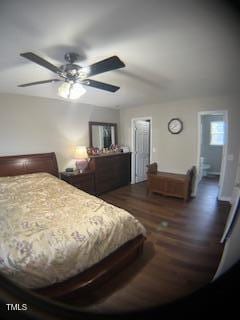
[74,146,88,172]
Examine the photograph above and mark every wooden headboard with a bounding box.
[0,152,59,177]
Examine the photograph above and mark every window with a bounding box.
[210,121,224,146]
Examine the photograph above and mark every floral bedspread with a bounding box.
[0,173,146,288]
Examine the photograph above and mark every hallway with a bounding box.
[197,176,221,212]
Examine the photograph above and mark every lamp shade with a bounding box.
[58,82,86,100]
[74,146,88,159]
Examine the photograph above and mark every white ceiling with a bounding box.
[0,0,239,108]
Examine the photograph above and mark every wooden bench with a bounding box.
[146,163,196,201]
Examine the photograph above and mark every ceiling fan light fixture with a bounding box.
[58,82,86,100]
[58,81,71,99]
[78,66,90,79]
[69,82,86,99]
[19,52,125,94]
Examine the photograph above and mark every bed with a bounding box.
[0,152,146,298]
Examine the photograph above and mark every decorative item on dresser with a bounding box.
[60,170,95,195]
[147,163,196,201]
[89,152,131,195]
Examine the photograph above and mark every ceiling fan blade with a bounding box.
[88,56,125,77]
[83,79,120,92]
[18,79,61,87]
[20,52,61,74]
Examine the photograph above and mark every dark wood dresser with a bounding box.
[89,152,131,195]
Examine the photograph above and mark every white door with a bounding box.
[135,120,150,183]
[221,187,240,243]
[221,151,240,243]
[198,119,204,183]
[235,152,240,186]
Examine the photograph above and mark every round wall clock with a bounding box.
[168,118,183,134]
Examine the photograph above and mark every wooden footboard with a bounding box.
[35,235,145,299]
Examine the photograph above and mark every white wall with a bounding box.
[1,93,239,199]
[119,95,240,199]
[0,93,119,171]
[201,114,223,174]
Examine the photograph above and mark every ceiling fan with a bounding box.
[18,52,125,99]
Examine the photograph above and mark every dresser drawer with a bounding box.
[89,153,131,194]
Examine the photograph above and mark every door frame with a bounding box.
[193,110,228,200]
[131,117,153,184]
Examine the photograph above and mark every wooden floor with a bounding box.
[68,177,230,314]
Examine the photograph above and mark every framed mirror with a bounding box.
[89,122,117,149]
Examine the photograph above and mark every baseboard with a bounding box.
[192,193,231,203]
[208,171,220,175]
[218,196,232,203]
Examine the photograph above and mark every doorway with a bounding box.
[195,111,228,200]
[131,117,152,184]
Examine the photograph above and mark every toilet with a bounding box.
[199,157,211,180]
